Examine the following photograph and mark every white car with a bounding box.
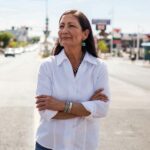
[4,48,15,57]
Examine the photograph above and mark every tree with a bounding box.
[97,40,109,53]
[0,32,14,48]
[29,36,40,43]
[9,41,17,48]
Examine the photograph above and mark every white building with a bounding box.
[6,26,29,42]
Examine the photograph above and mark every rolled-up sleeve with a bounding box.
[82,62,110,118]
[36,61,57,120]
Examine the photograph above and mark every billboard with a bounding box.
[113,28,121,39]
[92,19,111,25]
[96,24,106,31]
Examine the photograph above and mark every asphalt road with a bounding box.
[0,51,41,150]
[102,57,150,150]
[106,57,150,91]
[0,52,150,150]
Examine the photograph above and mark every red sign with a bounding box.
[113,40,121,44]
[113,28,121,39]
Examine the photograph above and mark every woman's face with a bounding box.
[58,14,88,48]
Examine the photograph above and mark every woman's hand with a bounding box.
[35,95,65,111]
[90,89,108,102]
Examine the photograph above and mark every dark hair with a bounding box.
[53,10,98,57]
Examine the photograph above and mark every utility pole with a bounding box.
[42,0,50,57]
[44,0,50,42]
[110,8,114,54]
[136,25,140,60]
[110,0,115,55]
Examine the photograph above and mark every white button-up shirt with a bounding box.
[36,50,110,150]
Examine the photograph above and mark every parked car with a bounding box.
[4,48,15,57]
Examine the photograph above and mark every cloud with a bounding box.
[62,0,86,2]
[0,8,18,13]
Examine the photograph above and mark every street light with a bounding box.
[136,25,144,60]
[43,0,50,42]
[108,0,115,54]
[41,0,51,57]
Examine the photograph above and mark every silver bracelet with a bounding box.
[64,101,70,113]
[64,101,73,113]
[67,102,73,113]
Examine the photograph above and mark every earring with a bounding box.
[82,41,86,46]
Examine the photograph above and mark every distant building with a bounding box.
[6,26,29,42]
[121,33,149,49]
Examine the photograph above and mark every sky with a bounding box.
[0,0,150,37]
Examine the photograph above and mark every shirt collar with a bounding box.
[56,49,98,66]
[83,52,98,65]
[56,49,68,66]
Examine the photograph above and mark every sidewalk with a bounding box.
[106,56,150,68]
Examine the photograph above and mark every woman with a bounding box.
[35,10,110,150]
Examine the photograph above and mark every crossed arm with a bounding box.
[35,89,108,120]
